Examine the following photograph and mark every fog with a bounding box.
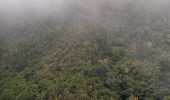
[0,0,169,19]
[0,0,170,33]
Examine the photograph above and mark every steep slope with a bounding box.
[0,0,170,100]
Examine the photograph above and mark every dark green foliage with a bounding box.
[84,66,107,79]
[0,89,15,100]
[38,79,54,92]
[111,47,126,63]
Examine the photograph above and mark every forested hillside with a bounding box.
[0,0,170,100]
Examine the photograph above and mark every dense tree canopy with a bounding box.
[0,0,170,100]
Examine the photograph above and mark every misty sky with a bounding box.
[0,0,169,28]
[0,0,169,15]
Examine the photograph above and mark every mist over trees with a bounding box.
[0,0,170,100]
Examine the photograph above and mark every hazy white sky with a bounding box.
[0,0,66,14]
[0,0,169,22]
[0,0,169,32]
[0,0,169,13]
